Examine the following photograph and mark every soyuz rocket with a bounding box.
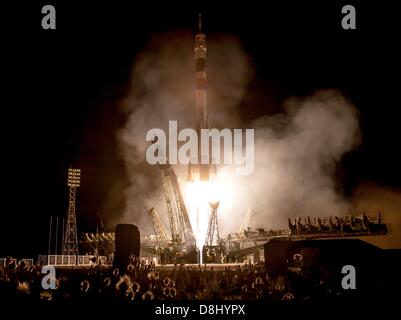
[188,13,214,181]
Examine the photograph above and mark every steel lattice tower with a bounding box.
[63,168,81,256]
[160,162,196,251]
[147,207,170,249]
[205,202,220,246]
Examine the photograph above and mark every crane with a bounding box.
[239,208,256,235]
[147,207,170,249]
[160,162,196,252]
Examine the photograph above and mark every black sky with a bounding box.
[1,1,400,257]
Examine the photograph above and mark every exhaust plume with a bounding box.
[117,31,361,236]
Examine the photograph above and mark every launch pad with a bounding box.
[80,14,390,266]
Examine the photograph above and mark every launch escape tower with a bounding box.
[62,168,80,256]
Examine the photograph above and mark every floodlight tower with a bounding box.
[62,168,81,256]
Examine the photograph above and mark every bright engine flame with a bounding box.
[183,167,239,250]
[184,180,214,250]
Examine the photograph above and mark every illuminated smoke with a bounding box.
[243,90,361,229]
[117,31,362,237]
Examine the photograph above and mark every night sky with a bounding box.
[1,1,400,257]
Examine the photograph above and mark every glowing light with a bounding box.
[183,167,239,250]
[184,180,213,250]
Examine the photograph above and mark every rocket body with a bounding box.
[195,32,208,132]
[188,19,213,181]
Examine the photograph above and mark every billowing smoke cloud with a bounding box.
[117,31,195,233]
[247,91,360,228]
[117,31,251,234]
[117,31,362,237]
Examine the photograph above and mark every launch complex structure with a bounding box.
[145,14,218,263]
[136,15,387,264]
[80,15,388,265]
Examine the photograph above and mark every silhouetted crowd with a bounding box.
[0,255,370,303]
[0,261,261,302]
